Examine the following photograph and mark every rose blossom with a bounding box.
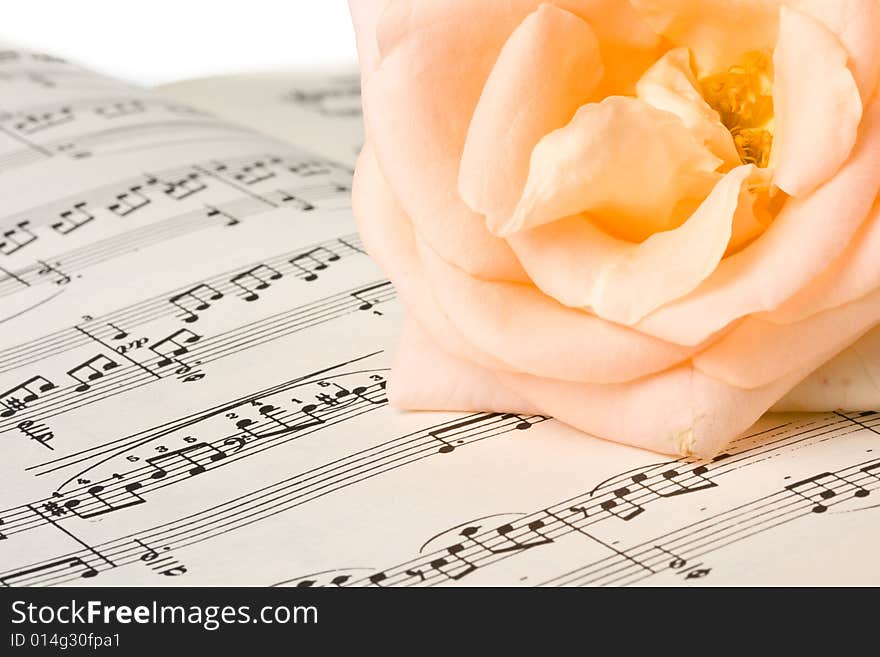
[349,0,880,456]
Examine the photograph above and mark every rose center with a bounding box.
[699,51,774,168]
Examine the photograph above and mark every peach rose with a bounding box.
[349,0,880,457]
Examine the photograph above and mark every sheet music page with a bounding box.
[159,71,363,167]
[1,48,878,589]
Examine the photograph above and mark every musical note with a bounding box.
[653,546,712,580]
[460,520,553,554]
[0,220,37,255]
[67,482,146,519]
[94,100,145,119]
[428,543,478,581]
[351,281,392,313]
[36,260,72,285]
[0,375,56,417]
[429,413,502,454]
[368,572,387,587]
[67,354,120,392]
[289,247,340,281]
[785,472,869,513]
[276,570,363,587]
[51,201,95,234]
[1,557,97,587]
[162,173,206,200]
[350,382,387,405]
[230,264,282,302]
[205,205,240,226]
[600,487,645,521]
[287,160,332,177]
[230,161,275,185]
[276,190,315,211]
[108,184,151,216]
[16,419,54,450]
[501,413,541,430]
[859,460,880,484]
[149,328,201,367]
[146,442,228,479]
[14,106,74,134]
[168,283,224,323]
[630,465,718,498]
[135,538,160,562]
[107,323,129,340]
[235,402,325,440]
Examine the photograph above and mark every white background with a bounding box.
[1,1,358,85]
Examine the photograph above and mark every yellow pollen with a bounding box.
[699,51,774,167]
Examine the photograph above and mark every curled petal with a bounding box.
[771,5,862,197]
[789,0,880,103]
[502,96,722,241]
[510,165,760,325]
[637,98,880,346]
[460,4,603,234]
[636,47,740,166]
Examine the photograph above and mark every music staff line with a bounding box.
[0,408,550,587]
[3,384,546,584]
[0,278,396,436]
[0,111,265,174]
[541,456,880,586]
[0,373,390,546]
[0,233,364,374]
[3,96,209,134]
[5,411,877,588]
[336,414,880,587]
[0,152,352,294]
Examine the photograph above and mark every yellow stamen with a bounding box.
[700,51,774,167]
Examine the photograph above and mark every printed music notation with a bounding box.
[0,152,353,307]
[283,75,362,118]
[1,47,878,588]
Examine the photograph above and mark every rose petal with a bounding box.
[636,98,880,346]
[636,47,741,166]
[509,165,760,324]
[762,201,880,324]
[348,0,386,84]
[389,317,540,414]
[497,363,808,458]
[774,326,880,411]
[694,287,880,388]
[353,142,511,372]
[414,234,697,384]
[629,0,783,74]
[771,5,862,197]
[501,96,722,241]
[459,4,603,234]
[387,297,809,458]
[377,0,662,96]
[789,0,880,103]
[363,1,532,281]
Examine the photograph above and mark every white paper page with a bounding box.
[159,71,362,167]
[1,49,878,589]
